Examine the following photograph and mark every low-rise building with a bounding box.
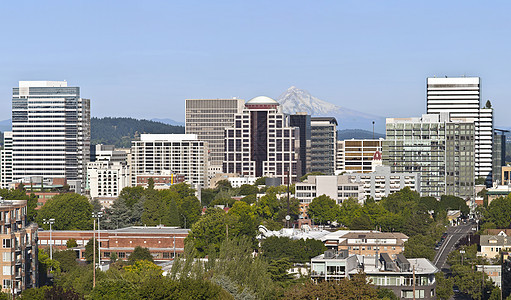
[346,165,421,201]
[479,235,511,259]
[136,171,185,189]
[38,226,189,262]
[336,138,384,174]
[0,199,38,295]
[295,175,364,217]
[311,250,438,299]
[322,230,409,259]
[476,265,502,288]
[486,185,511,205]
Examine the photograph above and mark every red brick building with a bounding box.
[37,226,189,262]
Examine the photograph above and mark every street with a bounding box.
[433,221,474,271]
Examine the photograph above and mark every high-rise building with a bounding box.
[223,96,300,183]
[427,77,493,182]
[289,113,311,177]
[336,139,384,174]
[492,129,507,184]
[384,113,475,199]
[310,117,337,175]
[0,132,13,189]
[11,81,90,189]
[130,134,208,188]
[0,199,38,295]
[185,98,245,179]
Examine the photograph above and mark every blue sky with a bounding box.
[1,1,510,127]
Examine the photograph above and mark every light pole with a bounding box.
[43,219,55,260]
[92,212,102,287]
[460,250,465,266]
[95,212,103,265]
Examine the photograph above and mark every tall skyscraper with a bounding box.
[11,81,90,189]
[310,117,337,175]
[223,96,300,183]
[384,113,475,199]
[289,113,311,177]
[427,77,493,182]
[185,98,245,179]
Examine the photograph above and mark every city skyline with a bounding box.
[1,2,511,127]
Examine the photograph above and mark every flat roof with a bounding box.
[38,226,190,235]
[140,134,198,142]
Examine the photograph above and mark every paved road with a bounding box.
[433,221,474,271]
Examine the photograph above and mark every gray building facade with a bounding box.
[384,113,475,199]
[310,117,337,175]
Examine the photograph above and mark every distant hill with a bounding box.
[151,118,185,126]
[0,119,11,133]
[91,117,184,148]
[337,129,385,140]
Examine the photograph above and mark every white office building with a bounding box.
[427,77,493,182]
[87,145,130,201]
[130,134,208,188]
[11,81,90,189]
[0,132,13,189]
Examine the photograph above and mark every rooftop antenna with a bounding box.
[372,121,375,139]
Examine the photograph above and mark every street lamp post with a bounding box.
[92,212,103,288]
[43,219,55,260]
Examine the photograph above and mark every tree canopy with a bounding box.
[37,193,93,230]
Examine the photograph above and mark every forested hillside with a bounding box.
[91,117,184,148]
[337,129,385,140]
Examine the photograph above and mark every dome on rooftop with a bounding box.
[246,96,279,105]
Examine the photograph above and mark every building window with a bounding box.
[3,266,11,276]
[2,280,10,289]
[2,239,11,248]
[104,252,110,258]
[163,252,170,259]
[118,252,126,258]
[2,252,11,262]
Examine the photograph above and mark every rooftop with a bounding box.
[246,96,279,105]
[19,81,68,88]
[480,235,511,247]
[139,134,198,142]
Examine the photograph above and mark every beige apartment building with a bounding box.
[0,199,38,295]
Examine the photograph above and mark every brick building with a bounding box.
[38,226,189,262]
[0,199,38,295]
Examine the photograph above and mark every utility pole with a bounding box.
[92,215,96,288]
[372,121,375,139]
[43,219,55,260]
[412,266,416,300]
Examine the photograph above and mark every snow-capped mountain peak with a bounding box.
[276,86,385,131]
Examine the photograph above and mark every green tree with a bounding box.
[186,208,239,256]
[485,195,511,228]
[284,273,378,299]
[66,238,78,248]
[238,184,259,195]
[403,235,435,261]
[84,238,99,264]
[338,198,363,227]
[435,273,454,300]
[486,100,492,108]
[216,179,232,190]
[36,193,93,230]
[254,177,267,186]
[118,186,146,208]
[307,195,339,225]
[53,250,78,272]
[128,246,154,263]
[141,189,168,226]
